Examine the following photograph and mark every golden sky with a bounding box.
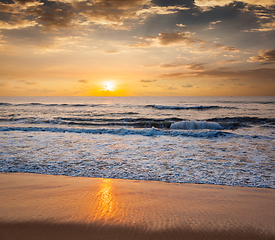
[0,0,274,96]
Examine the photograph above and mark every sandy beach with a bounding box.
[0,172,274,240]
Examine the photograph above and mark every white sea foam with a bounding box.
[170,121,222,130]
[0,131,274,188]
[0,96,274,189]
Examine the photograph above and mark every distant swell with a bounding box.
[207,117,275,124]
[146,105,235,110]
[0,102,103,107]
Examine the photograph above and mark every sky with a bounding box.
[0,0,275,96]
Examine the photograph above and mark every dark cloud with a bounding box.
[74,0,150,29]
[0,0,14,3]
[172,1,261,34]
[27,3,76,31]
[151,0,195,8]
[245,4,275,32]
[249,49,275,62]
[14,0,38,5]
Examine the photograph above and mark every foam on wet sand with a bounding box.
[0,173,274,240]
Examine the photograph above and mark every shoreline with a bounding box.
[0,172,274,239]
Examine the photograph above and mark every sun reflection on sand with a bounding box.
[94,179,116,220]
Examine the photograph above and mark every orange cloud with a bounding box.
[78,79,89,83]
[249,49,275,62]
[214,44,239,52]
[129,31,202,48]
[140,79,156,82]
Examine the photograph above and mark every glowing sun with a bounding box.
[103,82,115,91]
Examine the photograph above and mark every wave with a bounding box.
[0,102,12,106]
[0,126,234,138]
[205,117,275,130]
[0,116,182,128]
[216,100,275,104]
[0,102,104,108]
[146,105,235,110]
[170,121,222,130]
[1,116,274,130]
[207,117,275,124]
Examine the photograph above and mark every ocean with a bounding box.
[0,96,274,188]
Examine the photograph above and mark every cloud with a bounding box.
[157,72,183,78]
[130,30,238,53]
[186,63,205,70]
[78,79,88,83]
[0,82,9,87]
[73,0,153,29]
[142,64,158,68]
[157,67,275,81]
[140,79,156,82]
[249,49,275,62]
[160,62,185,68]
[182,84,193,88]
[192,67,275,81]
[130,31,204,48]
[196,0,275,8]
[206,20,222,29]
[14,0,42,6]
[27,3,77,31]
[129,38,154,48]
[157,32,198,45]
[18,80,37,85]
[246,4,275,32]
[105,50,119,54]
[218,60,240,64]
[214,44,239,52]
[160,62,205,70]
[166,86,177,90]
[151,0,194,8]
[139,5,189,15]
[0,19,37,30]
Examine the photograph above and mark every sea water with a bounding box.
[0,96,274,188]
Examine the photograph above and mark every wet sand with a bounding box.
[0,173,274,240]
